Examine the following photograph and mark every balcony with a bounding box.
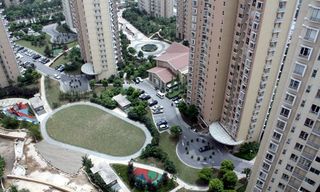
[307,140,320,149]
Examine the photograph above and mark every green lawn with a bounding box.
[46,105,146,156]
[50,53,82,75]
[138,132,202,185]
[111,164,176,192]
[44,77,65,109]
[16,35,50,56]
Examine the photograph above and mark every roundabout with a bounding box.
[42,102,151,157]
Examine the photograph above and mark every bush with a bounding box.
[0,155,5,178]
[234,142,260,160]
[0,86,39,99]
[198,168,213,183]
[209,178,224,192]
[222,171,238,190]
[1,115,19,129]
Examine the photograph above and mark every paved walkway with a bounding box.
[118,9,170,58]
[39,102,152,161]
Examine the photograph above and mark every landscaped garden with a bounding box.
[46,104,146,156]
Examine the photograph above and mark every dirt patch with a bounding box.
[0,138,15,175]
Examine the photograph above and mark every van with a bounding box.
[156,91,165,99]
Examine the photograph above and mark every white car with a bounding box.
[151,105,163,111]
[152,108,164,114]
[159,124,169,130]
[54,74,61,80]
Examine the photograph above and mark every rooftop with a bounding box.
[147,67,174,84]
[155,42,189,72]
[209,122,244,146]
[81,63,97,75]
[112,94,131,108]
[90,163,117,185]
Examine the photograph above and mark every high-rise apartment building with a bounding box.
[0,15,19,88]
[62,0,76,33]
[247,1,320,191]
[138,0,174,18]
[2,0,21,7]
[187,0,297,146]
[176,0,191,41]
[70,0,121,80]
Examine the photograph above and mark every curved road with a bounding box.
[40,102,152,161]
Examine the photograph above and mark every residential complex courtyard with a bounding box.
[46,104,146,156]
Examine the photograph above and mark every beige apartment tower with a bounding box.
[176,0,191,41]
[62,0,76,33]
[138,0,174,18]
[71,0,121,80]
[0,16,19,88]
[247,1,320,191]
[187,0,297,146]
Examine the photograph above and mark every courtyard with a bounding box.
[46,104,146,156]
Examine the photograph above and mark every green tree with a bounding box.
[187,104,199,120]
[138,50,144,58]
[44,45,51,57]
[220,160,234,171]
[101,79,108,90]
[89,79,96,90]
[198,167,213,183]
[128,47,136,55]
[222,171,238,190]
[242,168,251,180]
[208,178,224,192]
[170,125,182,139]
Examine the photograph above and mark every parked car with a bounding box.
[159,124,169,130]
[172,96,182,101]
[54,74,61,80]
[135,78,140,84]
[151,105,163,111]
[152,108,163,114]
[32,54,41,60]
[199,145,213,153]
[174,98,184,106]
[156,91,165,99]
[56,64,65,72]
[137,77,143,82]
[148,99,158,107]
[139,93,151,100]
[156,119,167,126]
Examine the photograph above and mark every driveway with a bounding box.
[42,23,77,44]
[125,80,254,173]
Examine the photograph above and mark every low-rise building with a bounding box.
[112,94,131,110]
[147,42,189,92]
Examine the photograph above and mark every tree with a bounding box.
[89,79,96,90]
[0,155,5,178]
[220,160,234,171]
[209,178,224,192]
[128,47,136,55]
[187,104,199,120]
[44,45,51,57]
[198,167,213,183]
[138,50,144,58]
[222,171,238,190]
[170,125,182,139]
[101,79,108,90]
[242,168,251,180]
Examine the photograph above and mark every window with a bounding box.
[276,119,286,130]
[310,167,320,175]
[310,8,320,22]
[290,153,298,162]
[298,157,312,169]
[310,104,320,114]
[299,131,309,140]
[269,142,278,153]
[316,89,320,98]
[281,173,289,181]
[262,162,270,171]
[278,183,285,189]
[299,187,311,192]
[304,28,318,41]
[265,153,274,162]
[312,69,317,77]
[299,46,312,59]
[280,107,290,118]
[285,164,294,172]
[289,78,300,90]
[306,85,312,93]
[293,63,306,76]
[272,131,282,142]
[256,180,264,188]
[305,178,315,185]
[294,143,303,151]
[259,171,267,180]
[284,93,295,105]
[304,118,315,128]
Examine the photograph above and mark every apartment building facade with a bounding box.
[138,0,174,18]
[0,16,19,88]
[247,1,320,191]
[187,0,297,146]
[71,0,121,80]
[176,0,191,41]
[62,0,76,33]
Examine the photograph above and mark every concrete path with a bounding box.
[39,102,152,161]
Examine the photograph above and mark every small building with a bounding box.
[90,163,121,191]
[148,42,189,92]
[29,95,45,115]
[112,94,131,110]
